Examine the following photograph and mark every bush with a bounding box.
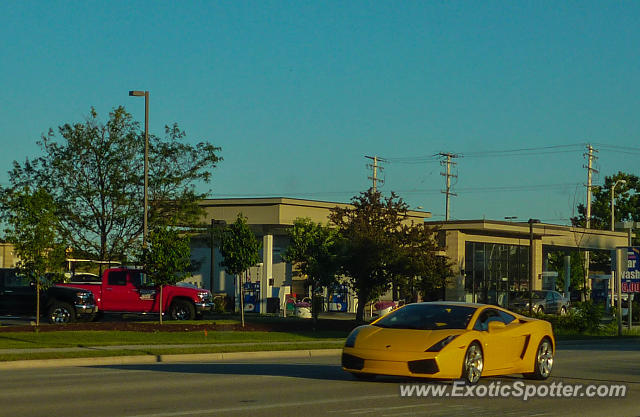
[533,301,603,334]
[213,294,233,313]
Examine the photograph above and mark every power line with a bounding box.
[212,182,584,199]
[381,143,587,163]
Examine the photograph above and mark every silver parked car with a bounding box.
[510,290,570,315]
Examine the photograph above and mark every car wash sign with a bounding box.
[622,247,640,293]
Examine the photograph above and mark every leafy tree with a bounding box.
[392,224,454,302]
[216,214,261,327]
[572,171,639,240]
[1,106,221,261]
[329,190,407,322]
[571,172,639,297]
[141,226,191,324]
[547,250,586,295]
[283,218,342,325]
[2,187,65,326]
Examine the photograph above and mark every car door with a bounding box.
[100,270,130,311]
[129,270,157,313]
[474,308,523,371]
[545,291,557,314]
[0,270,37,316]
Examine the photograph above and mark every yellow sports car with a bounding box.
[342,302,554,384]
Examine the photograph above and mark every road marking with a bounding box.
[328,404,438,414]
[124,394,400,417]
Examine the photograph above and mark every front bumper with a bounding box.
[75,303,98,315]
[195,301,214,313]
[342,346,465,379]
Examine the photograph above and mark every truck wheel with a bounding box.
[48,302,76,324]
[169,300,195,320]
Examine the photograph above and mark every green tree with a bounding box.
[141,226,192,324]
[283,218,342,325]
[547,250,586,294]
[216,214,261,327]
[572,171,639,297]
[2,187,65,326]
[392,224,454,302]
[573,171,639,240]
[2,106,221,261]
[329,190,407,322]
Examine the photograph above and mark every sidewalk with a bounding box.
[0,339,343,355]
[0,345,343,370]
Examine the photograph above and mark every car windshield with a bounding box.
[373,304,477,330]
[511,290,546,300]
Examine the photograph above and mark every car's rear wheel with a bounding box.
[169,299,195,320]
[462,342,483,385]
[47,302,76,324]
[524,338,554,380]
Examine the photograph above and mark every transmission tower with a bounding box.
[365,155,386,192]
[439,153,458,221]
[583,144,599,294]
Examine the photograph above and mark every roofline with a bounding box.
[425,219,627,237]
[199,197,432,217]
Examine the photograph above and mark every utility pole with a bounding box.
[365,155,386,192]
[583,144,598,298]
[439,153,458,221]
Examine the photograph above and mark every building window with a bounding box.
[464,242,530,308]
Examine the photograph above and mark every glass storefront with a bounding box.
[464,242,530,307]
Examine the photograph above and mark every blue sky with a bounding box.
[1,1,639,223]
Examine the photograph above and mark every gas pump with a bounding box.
[243,282,260,313]
[329,284,349,312]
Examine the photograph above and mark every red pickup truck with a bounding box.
[59,268,213,320]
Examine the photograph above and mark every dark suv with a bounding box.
[0,268,97,323]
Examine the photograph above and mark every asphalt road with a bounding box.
[1,340,638,417]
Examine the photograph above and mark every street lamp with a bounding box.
[129,90,149,248]
[528,218,541,316]
[611,179,627,231]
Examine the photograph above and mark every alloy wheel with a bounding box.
[464,343,483,384]
[536,339,554,378]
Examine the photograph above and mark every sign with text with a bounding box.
[622,247,640,293]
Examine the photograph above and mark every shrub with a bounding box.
[533,301,603,334]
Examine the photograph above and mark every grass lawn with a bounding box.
[0,326,348,361]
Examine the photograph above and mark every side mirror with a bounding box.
[487,321,506,332]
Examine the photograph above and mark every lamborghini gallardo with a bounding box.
[342,302,554,384]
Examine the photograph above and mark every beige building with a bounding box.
[0,243,18,268]
[190,197,430,313]
[189,198,628,312]
[430,220,628,305]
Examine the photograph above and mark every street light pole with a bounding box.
[611,179,627,231]
[528,218,541,316]
[129,90,149,248]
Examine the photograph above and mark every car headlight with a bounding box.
[197,291,212,302]
[426,335,458,352]
[76,292,91,300]
[345,325,368,348]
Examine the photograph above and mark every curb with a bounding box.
[0,348,342,370]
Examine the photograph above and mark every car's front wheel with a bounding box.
[47,302,76,324]
[462,342,483,384]
[169,299,195,320]
[524,338,554,380]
